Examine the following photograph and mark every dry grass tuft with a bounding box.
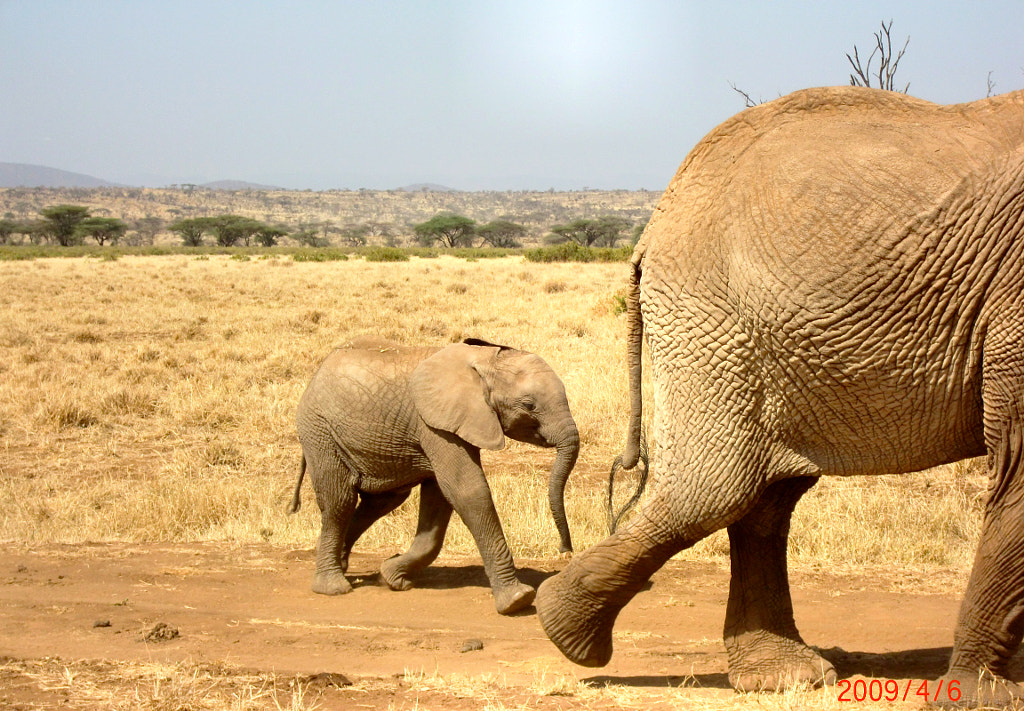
[0,657,320,710]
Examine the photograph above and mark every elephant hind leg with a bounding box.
[308,456,359,596]
[537,510,689,667]
[344,488,412,565]
[724,476,836,691]
[380,478,453,591]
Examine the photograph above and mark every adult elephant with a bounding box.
[536,86,1024,705]
[292,336,579,615]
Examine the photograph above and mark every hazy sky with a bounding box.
[2,1,1023,190]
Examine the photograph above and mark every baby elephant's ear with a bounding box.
[410,343,505,451]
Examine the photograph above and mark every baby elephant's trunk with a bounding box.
[549,430,580,553]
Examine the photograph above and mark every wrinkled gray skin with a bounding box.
[537,86,1024,707]
[292,337,579,615]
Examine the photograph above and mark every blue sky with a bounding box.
[1,1,1022,190]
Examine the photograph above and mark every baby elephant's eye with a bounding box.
[522,400,536,411]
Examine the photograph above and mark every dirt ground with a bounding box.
[0,542,982,709]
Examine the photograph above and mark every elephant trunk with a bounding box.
[619,247,645,469]
[549,427,580,554]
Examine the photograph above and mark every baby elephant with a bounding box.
[290,337,580,615]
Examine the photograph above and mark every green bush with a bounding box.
[362,246,409,262]
[291,249,350,262]
[404,247,439,259]
[0,248,39,261]
[524,243,631,263]
[449,247,516,260]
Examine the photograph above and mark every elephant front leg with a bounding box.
[941,417,1024,708]
[724,477,836,691]
[380,478,453,591]
[421,429,534,615]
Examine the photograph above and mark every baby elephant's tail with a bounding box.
[287,456,306,514]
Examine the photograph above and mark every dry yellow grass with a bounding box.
[0,656,915,711]
[0,254,986,572]
[0,255,630,557]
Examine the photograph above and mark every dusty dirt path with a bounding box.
[0,543,973,708]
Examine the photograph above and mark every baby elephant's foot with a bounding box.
[728,634,836,692]
[311,570,353,596]
[380,556,415,592]
[493,581,535,615]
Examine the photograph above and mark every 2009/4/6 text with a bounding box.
[837,678,961,703]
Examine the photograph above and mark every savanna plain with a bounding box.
[0,254,996,709]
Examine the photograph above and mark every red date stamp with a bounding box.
[837,678,961,703]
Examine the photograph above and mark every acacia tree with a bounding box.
[169,217,215,246]
[39,205,91,246]
[547,216,631,247]
[0,219,22,245]
[292,227,329,247]
[338,223,370,247]
[476,219,527,248]
[78,216,128,246]
[414,213,476,248]
[19,220,46,245]
[128,216,164,246]
[364,221,397,245]
[254,225,287,247]
[208,215,265,246]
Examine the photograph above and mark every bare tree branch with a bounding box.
[848,20,910,93]
[728,81,760,108]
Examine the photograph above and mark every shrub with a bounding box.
[449,247,515,260]
[524,243,631,263]
[363,246,409,262]
[292,249,350,262]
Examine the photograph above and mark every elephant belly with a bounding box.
[778,377,986,477]
[759,298,988,476]
[330,426,436,494]
[644,289,987,481]
[354,451,435,494]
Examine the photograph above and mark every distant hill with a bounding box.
[399,183,458,192]
[0,162,118,188]
[201,180,286,191]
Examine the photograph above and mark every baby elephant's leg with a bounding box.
[340,489,412,572]
[309,461,358,596]
[381,478,452,591]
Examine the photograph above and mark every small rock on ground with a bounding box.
[142,622,179,642]
[460,638,484,653]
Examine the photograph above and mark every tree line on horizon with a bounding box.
[0,205,646,250]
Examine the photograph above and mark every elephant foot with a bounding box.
[311,570,353,596]
[493,581,535,615]
[380,556,415,592]
[931,670,1024,709]
[536,571,615,666]
[727,634,836,692]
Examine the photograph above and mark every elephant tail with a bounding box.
[618,241,645,470]
[608,431,649,534]
[608,240,649,534]
[287,455,306,514]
